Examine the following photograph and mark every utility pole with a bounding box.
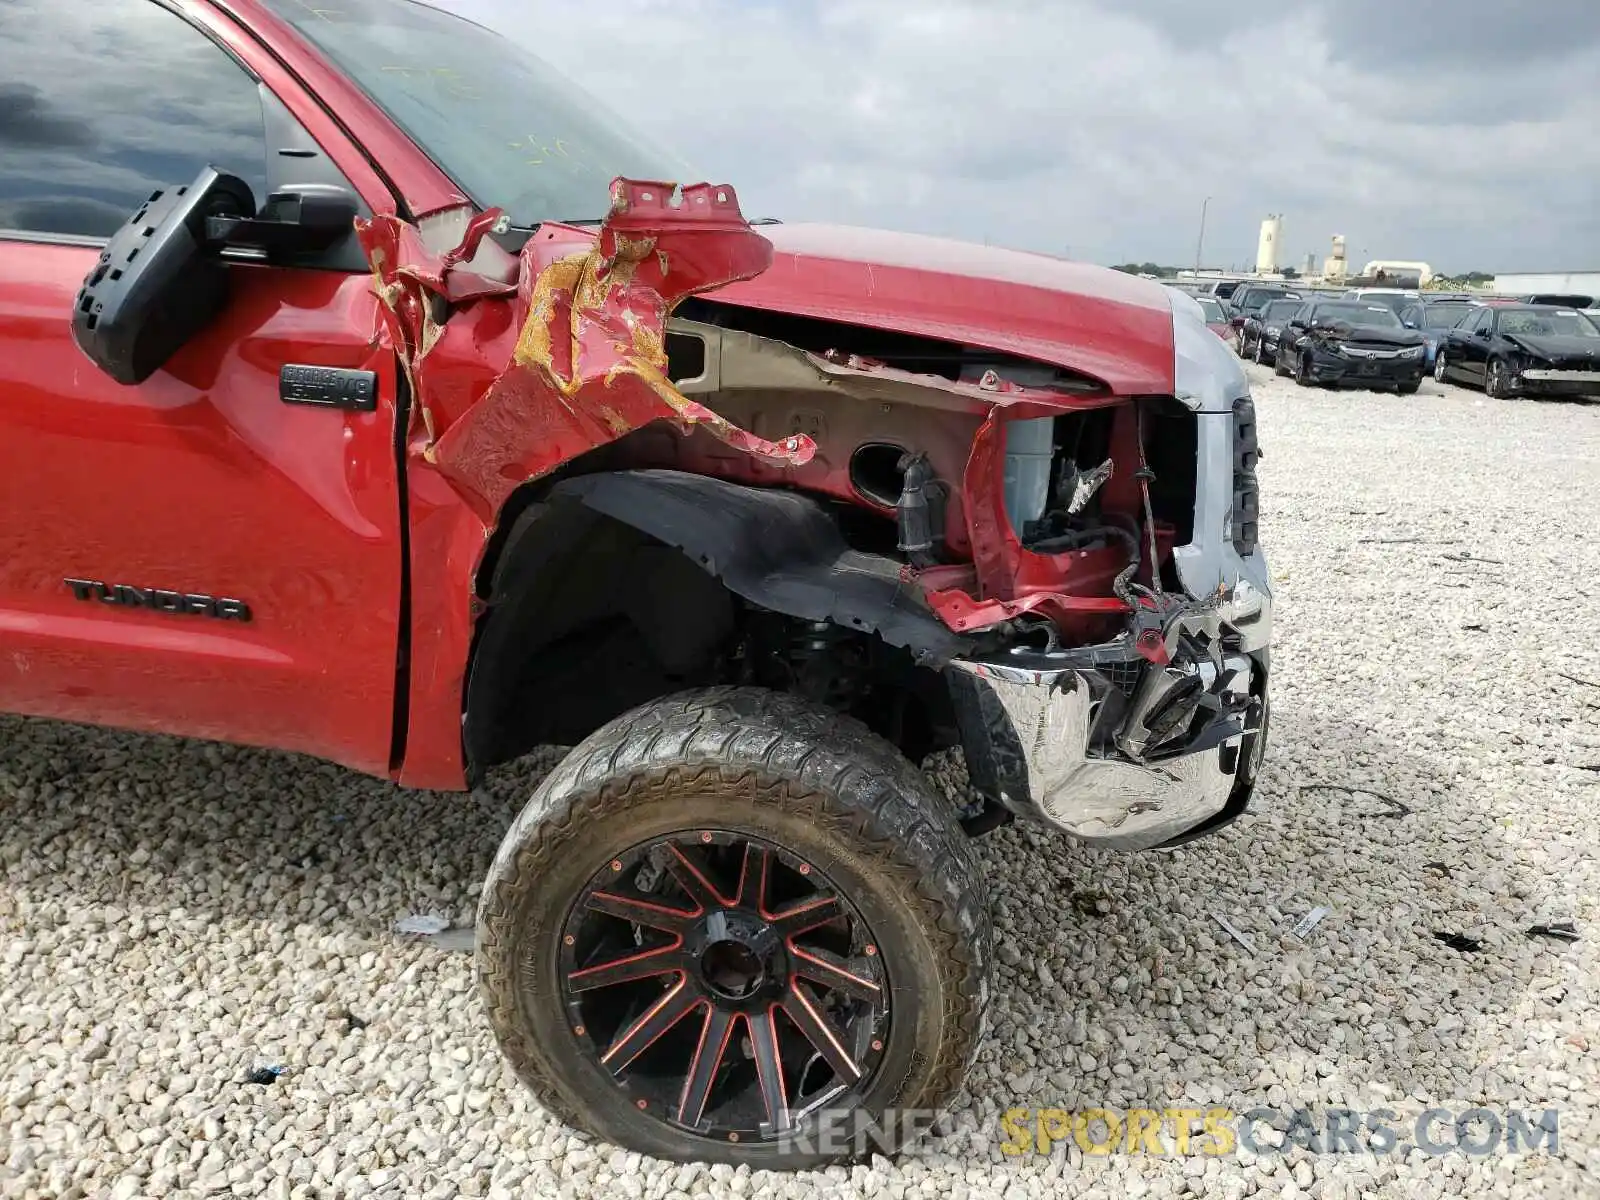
[1193,196,1211,280]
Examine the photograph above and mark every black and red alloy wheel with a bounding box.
[558,831,890,1142]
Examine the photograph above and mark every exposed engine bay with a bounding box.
[359,177,1271,845]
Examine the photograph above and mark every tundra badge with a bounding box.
[64,579,252,622]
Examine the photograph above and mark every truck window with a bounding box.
[0,0,269,240]
[264,0,684,229]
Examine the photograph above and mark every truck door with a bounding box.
[0,0,405,774]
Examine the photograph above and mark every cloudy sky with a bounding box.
[447,0,1599,275]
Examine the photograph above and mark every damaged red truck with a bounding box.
[0,0,1272,1168]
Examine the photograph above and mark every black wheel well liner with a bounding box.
[463,470,971,775]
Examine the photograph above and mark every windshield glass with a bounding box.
[1422,304,1473,328]
[1239,290,1290,313]
[1261,301,1301,322]
[264,0,686,226]
[1313,303,1402,327]
[1499,309,1600,337]
[1195,297,1226,322]
[1351,292,1413,313]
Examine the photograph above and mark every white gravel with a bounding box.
[4,367,1600,1199]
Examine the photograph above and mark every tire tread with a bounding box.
[476,687,991,1163]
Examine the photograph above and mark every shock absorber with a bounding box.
[784,620,865,709]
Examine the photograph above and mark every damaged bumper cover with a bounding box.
[947,619,1267,850]
[945,297,1273,850]
[1514,367,1600,397]
[1302,344,1426,388]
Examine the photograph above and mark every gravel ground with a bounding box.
[3,367,1599,1200]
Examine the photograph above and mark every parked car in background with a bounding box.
[1397,298,1479,369]
[1240,299,1306,364]
[1435,305,1600,398]
[1193,294,1236,343]
[1517,292,1596,309]
[1342,288,1419,315]
[1228,285,1302,335]
[1275,300,1428,392]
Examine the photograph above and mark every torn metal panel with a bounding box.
[926,406,1168,635]
[356,179,816,522]
[357,207,518,447]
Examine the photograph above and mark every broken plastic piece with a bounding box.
[1300,783,1412,819]
[395,913,450,936]
[1065,457,1114,515]
[244,1064,287,1085]
[1526,921,1578,943]
[1432,931,1482,953]
[1289,906,1331,940]
[1213,914,1255,953]
[419,928,476,953]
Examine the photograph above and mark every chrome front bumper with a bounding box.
[946,620,1267,851]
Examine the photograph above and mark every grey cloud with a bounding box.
[439,1,1600,272]
[0,85,97,150]
[0,196,130,238]
[1310,0,1600,68]
[1095,0,1600,65]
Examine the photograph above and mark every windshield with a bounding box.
[1422,304,1473,328]
[264,0,686,226]
[1499,309,1600,338]
[1313,303,1402,327]
[1240,290,1292,314]
[1350,292,1412,314]
[1195,297,1226,322]
[1261,301,1301,322]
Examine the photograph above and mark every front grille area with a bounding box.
[1232,396,1260,557]
[1101,658,1145,697]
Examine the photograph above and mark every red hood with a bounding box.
[707,224,1177,395]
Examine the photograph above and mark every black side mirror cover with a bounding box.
[71,166,255,386]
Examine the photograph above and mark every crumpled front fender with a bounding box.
[356,178,817,522]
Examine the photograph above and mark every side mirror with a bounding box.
[71,166,254,386]
[71,167,360,385]
[1403,320,1418,328]
[1475,327,1492,339]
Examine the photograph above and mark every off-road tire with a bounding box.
[1252,337,1266,364]
[1273,349,1290,377]
[1433,352,1450,383]
[477,687,991,1168]
[1294,352,1315,387]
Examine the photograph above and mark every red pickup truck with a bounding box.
[0,0,1272,1167]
